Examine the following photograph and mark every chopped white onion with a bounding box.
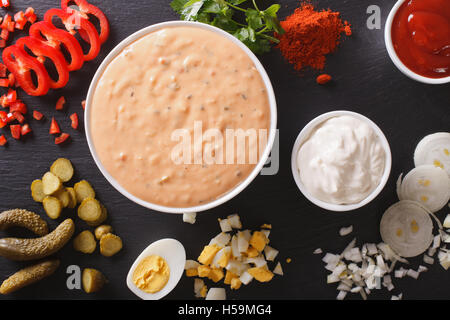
[227,214,242,229]
[239,271,253,285]
[183,212,197,224]
[423,255,434,265]
[185,260,200,270]
[336,291,347,300]
[273,262,283,275]
[264,245,279,262]
[219,218,232,232]
[339,225,353,237]
[205,288,226,300]
[313,248,323,255]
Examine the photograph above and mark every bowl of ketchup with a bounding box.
[385,0,450,84]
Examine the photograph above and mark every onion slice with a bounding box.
[380,200,434,258]
[397,165,450,213]
[414,132,450,176]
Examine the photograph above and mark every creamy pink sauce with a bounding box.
[90,26,271,208]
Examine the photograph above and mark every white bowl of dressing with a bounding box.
[85,21,277,214]
[291,110,392,212]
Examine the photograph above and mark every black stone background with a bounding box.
[0,0,449,300]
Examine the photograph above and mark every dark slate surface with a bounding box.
[0,0,448,300]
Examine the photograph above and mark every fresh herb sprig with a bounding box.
[170,0,285,55]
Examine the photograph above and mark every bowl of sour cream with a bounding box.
[291,110,392,212]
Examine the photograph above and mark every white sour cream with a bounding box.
[296,115,386,205]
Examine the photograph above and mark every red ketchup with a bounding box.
[391,0,450,79]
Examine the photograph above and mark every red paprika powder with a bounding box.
[276,2,351,71]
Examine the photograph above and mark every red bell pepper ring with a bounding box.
[55,132,70,145]
[49,117,61,134]
[16,37,70,90]
[44,8,100,61]
[0,134,7,146]
[10,124,21,140]
[61,0,109,44]
[56,96,66,110]
[2,45,51,96]
[70,112,79,129]
[33,110,44,120]
[29,21,85,71]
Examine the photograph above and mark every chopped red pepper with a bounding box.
[12,111,25,124]
[0,39,6,48]
[0,134,6,146]
[0,64,6,78]
[70,113,79,129]
[10,124,21,140]
[8,73,14,87]
[14,11,27,30]
[24,7,37,24]
[1,0,10,8]
[0,110,7,121]
[0,78,9,87]
[56,96,66,110]
[6,89,17,104]
[6,112,14,123]
[49,117,60,134]
[0,95,8,108]
[0,29,9,41]
[0,118,6,128]
[55,132,70,145]
[2,15,15,32]
[33,110,44,121]
[9,100,27,114]
[81,100,86,110]
[21,124,32,136]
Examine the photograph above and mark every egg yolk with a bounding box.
[132,255,170,294]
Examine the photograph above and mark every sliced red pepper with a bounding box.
[44,8,100,61]
[10,124,21,140]
[12,111,25,124]
[24,7,38,24]
[16,37,70,90]
[0,39,6,48]
[0,78,9,87]
[33,110,44,120]
[61,0,109,44]
[21,124,32,136]
[2,45,52,96]
[0,118,6,128]
[0,110,7,121]
[10,100,27,114]
[49,117,60,134]
[0,134,6,146]
[1,0,10,8]
[70,112,79,129]
[14,11,27,30]
[56,96,66,110]
[55,132,70,145]
[29,21,84,71]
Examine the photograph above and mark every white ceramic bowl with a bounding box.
[385,0,450,84]
[291,110,392,212]
[85,21,277,214]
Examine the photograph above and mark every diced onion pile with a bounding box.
[320,132,450,300]
[184,214,283,299]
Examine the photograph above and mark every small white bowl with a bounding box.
[291,110,392,212]
[85,21,277,214]
[385,0,450,84]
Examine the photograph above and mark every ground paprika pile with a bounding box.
[276,2,351,72]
